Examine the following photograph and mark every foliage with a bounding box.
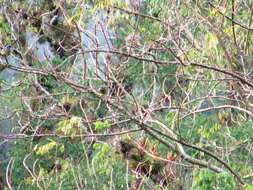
[35,140,57,155]
[0,0,253,189]
[57,117,83,136]
[191,169,235,190]
[94,120,111,131]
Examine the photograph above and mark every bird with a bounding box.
[0,45,22,58]
[0,45,22,72]
[41,6,79,58]
[41,8,64,43]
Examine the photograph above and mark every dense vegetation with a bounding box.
[1,0,253,189]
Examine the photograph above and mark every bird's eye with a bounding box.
[5,45,12,50]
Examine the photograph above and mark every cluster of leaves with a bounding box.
[191,169,235,190]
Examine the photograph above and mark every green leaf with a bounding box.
[94,120,111,131]
[245,184,253,190]
[57,116,82,136]
[35,141,57,155]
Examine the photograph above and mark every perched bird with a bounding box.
[0,45,22,58]
[0,45,22,72]
[41,7,79,58]
[41,8,64,42]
